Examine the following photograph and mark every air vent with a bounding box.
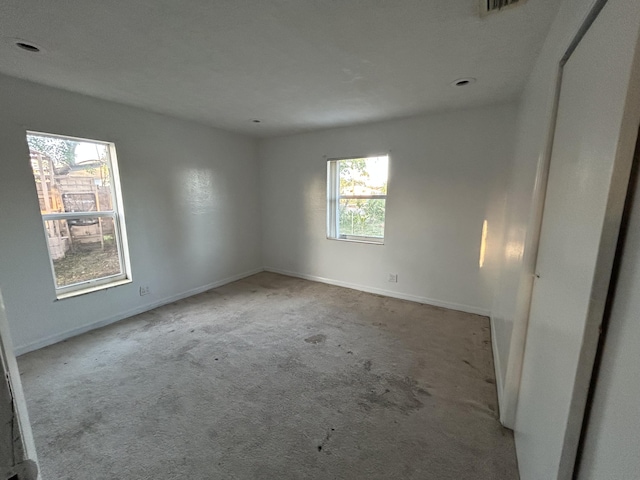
[481,0,527,16]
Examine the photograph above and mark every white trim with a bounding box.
[56,278,132,300]
[14,267,264,356]
[327,236,384,245]
[43,211,114,220]
[0,290,39,478]
[338,195,387,200]
[264,266,491,316]
[14,265,491,356]
[490,315,506,425]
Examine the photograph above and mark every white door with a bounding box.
[0,291,39,479]
[514,1,640,479]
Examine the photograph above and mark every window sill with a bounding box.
[55,278,132,300]
[327,236,385,245]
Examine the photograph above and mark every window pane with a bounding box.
[338,198,386,238]
[27,131,130,295]
[44,218,122,288]
[339,156,388,196]
[27,135,114,214]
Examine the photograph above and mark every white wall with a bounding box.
[259,103,518,316]
[0,74,262,354]
[578,158,640,479]
[491,0,602,425]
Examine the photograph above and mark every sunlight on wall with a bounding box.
[479,219,488,268]
[303,174,327,273]
[180,168,215,215]
[175,168,223,266]
[504,240,525,262]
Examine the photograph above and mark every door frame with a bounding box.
[0,291,39,479]
[501,0,612,430]
[501,0,640,477]
[573,122,640,478]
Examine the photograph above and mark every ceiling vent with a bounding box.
[480,0,527,16]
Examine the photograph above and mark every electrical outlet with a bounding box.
[139,286,150,296]
[388,273,398,283]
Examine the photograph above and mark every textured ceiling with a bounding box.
[0,0,560,137]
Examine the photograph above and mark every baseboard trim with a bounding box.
[14,267,264,356]
[490,315,506,423]
[16,266,491,356]
[264,267,491,317]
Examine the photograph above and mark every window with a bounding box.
[327,155,389,244]
[26,132,131,298]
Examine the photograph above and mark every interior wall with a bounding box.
[490,0,601,425]
[0,74,262,354]
[578,143,640,479]
[259,103,518,316]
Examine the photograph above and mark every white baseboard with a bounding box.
[264,266,491,317]
[14,267,264,356]
[16,266,491,356]
[490,315,506,422]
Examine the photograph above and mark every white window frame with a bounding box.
[27,131,132,299]
[326,155,388,245]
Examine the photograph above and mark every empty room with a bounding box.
[1,0,639,479]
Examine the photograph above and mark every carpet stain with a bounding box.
[201,325,220,335]
[49,411,103,448]
[174,339,201,360]
[317,427,335,453]
[361,376,429,414]
[304,334,326,344]
[364,360,372,371]
[463,359,481,373]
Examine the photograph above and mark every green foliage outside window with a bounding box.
[339,199,385,238]
[27,134,79,167]
[336,157,388,238]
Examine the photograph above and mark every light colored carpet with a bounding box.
[19,272,518,479]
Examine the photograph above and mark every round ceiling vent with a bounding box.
[451,78,477,87]
[8,38,44,53]
[16,42,41,52]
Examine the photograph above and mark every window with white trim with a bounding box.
[26,132,131,298]
[327,155,389,244]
